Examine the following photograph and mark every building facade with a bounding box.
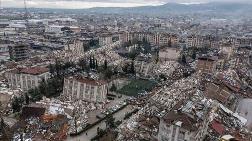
[99,34,113,46]
[158,111,209,141]
[197,56,217,74]
[8,43,29,61]
[0,44,10,61]
[5,67,50,91]
[63,77,108,102]
[119,31,179,47]
[65,39,85,55]
[45,25,64,34]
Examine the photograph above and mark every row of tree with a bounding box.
[124,38,153,60]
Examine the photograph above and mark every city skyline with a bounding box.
[1,0,251,9]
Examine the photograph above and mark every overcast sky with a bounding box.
[1,0,251,9]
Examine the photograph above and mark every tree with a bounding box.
[28,87,42,102]
[113,66,118,75]
[128,49,138,60]
[129,61,135,74]
[89,56,96,69]
[89,39,99,47]
[78,58,87,71]
[97,127,100,135]
[104,68,113,79]
[55,60,63,77]
[47,77,63,98]
[49,64,55,75]
[103,60,108,70]
[192,50,197,60]
[105,115,116,129]
[156,50,159,64]
[89,56,93,69]
[11,96,24,113]
[159,74,167,81]
[25,94,30,105]
[63,61,75,70]
[39,79,48,97]
[93,56,96,69]
[83,43,90,52]
[181,54,186,64]
[168,39,172,47]
[95,59,98,70]
[110,84,117,92]
[122,63,129,74]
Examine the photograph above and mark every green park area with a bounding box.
[117,79,156,96]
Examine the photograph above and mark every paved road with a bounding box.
[67,105,134,141]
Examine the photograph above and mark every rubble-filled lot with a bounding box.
[13,115,68,141]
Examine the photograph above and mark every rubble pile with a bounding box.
[13,115,68,141]
[151,76,198,109]
[153,61,179,76]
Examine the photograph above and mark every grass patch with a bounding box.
[117,79,156,96]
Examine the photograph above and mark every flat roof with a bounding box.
[66,76,107,86]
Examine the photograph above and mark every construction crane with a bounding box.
[23,0,30,33]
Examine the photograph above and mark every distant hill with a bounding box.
[83,2,252,15]
[7,2,252,17]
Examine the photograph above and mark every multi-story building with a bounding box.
[5,67,50,91]
[0,44,10,61]
[8,43,29,62]
[186,35,219,48]
[158,100,210,141]
[45,25,64,34]
[65,39,85,55]
[235,37,252,48]
[120,31,179,47]
[197,56,218,74]
[63,77,108,102]
[99,33,113,46]
[186,35,203,48]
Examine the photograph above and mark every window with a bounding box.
[85,85,90,99]
[79,83,84,99]
[73,82,78,99]
[90,86,95,99]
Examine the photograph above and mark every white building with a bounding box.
[45,25,64,34]
[0,44,10,61]
[63,77,108,102]
[120,31,179,47]
[99,34,113,46]
[65,39,85,55]
[158,111,209,141]
[5,67,50,91]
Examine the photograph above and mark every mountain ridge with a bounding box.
[5,2,252,16]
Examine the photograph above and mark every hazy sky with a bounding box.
[1,0,251,9]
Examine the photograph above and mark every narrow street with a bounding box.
[67,105,135,141]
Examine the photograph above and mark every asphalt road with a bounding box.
[67,105,134,141]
